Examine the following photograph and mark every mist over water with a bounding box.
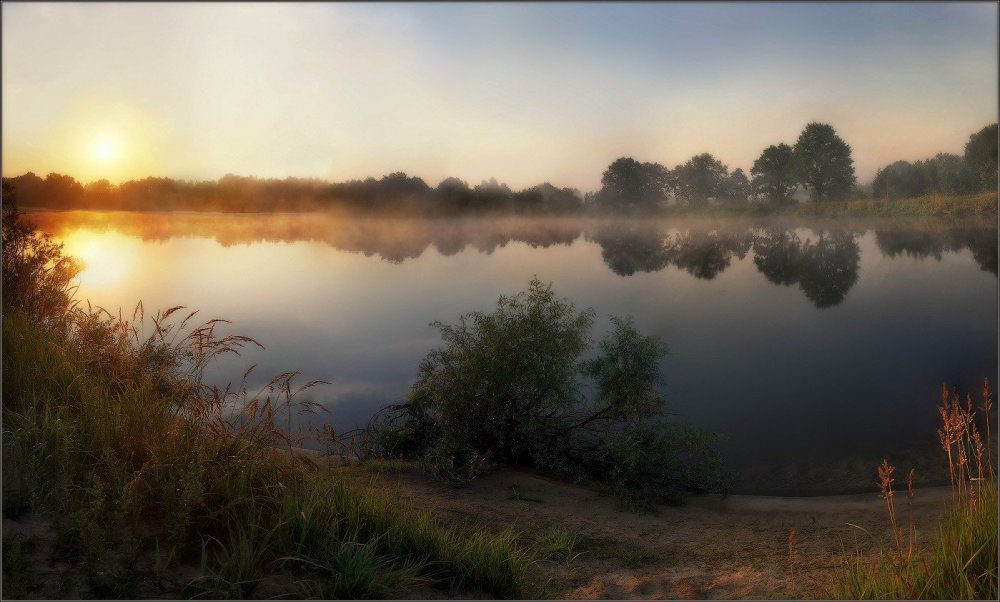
[31,210,998,494]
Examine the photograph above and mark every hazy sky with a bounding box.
[2,2,997,191]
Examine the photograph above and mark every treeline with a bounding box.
[871,124,998,200]
[593,122,998,210]
[594,122,855,210]
[2,171,585,215]
[3,122,996,214]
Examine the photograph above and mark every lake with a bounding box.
[28,210,998,495]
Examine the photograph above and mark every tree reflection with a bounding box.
[586,225,754,280]
[965,230,998,275]
[671,231,734,280]
[753,230,803,286]
[797,233,861,309]
[752,229,861,309]
[876,225,998,276]
[27,211,994,309]
[585,224,673,276]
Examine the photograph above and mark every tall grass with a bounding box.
[832,380,998,600]
[658,192,997,219]
[795,192,998,218]
[1,201,531,598]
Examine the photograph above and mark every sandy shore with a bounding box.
[330,458,954,599]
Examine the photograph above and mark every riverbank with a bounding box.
[364,464,950,599]
[0,443,956,600]
[17,191,999,220]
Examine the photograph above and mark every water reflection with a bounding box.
[24,210,998,494]
[29,211,996,311]
[585,224,672,276]
[875,225,998,275]
[753,229,861,309]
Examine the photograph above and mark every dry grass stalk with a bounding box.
[877,458,904,562]
[934,379,995,511]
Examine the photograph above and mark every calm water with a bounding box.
[29,210,998,494]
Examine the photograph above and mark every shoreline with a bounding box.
[327,459,963,599]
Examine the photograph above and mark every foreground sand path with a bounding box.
[331,460,953,599]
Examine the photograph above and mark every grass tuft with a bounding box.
[832,380,998,600]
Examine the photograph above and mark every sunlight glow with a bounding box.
[60,229,136,287]
[91,136,119,163]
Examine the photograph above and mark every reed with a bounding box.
[832,380,998,599]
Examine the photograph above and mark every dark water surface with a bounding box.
[30,211,998,494]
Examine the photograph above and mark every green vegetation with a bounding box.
[964,123,998,191]
[795,192,998,218]
[871,154,979,200]
[361,278,732,509]
[533,526,581,564]
[832,381,998,600]
[1,193,532,598]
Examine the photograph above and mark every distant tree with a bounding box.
[514,183,582,214]
[597,158,671,212]
[43,173,85,209]
[599,158,644,204]
[792,123,856,201]
[637,162,674,207]
[673,153,728,207]
[925,153,978,195]
[436,177,472,212]
[472,178,514,211]
[379,172,431,198]
[545,184,584,213]
[963,123,998,191]
[872,161,919,200]
[2,172,46,207]
[751,143,797,204]
[512,187,545,214]
[872,153,978,200]
[84,179,117,209]
[437,177,470,196]
[721,168,751,204]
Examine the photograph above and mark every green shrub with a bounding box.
[373,278,731,505]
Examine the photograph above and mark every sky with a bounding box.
[2,2,997,191]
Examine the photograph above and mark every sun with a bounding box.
[91,136,119,162]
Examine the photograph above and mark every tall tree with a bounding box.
[673,153,728,207]
[597,157,671,211]
[722,168,751,204]
[792,123,856,201]
[963,123,998,191]
[751,143,797,204]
